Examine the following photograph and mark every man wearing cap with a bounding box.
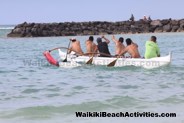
[68,38,83,55]
[85,36,98,54]
[96,35,111,57]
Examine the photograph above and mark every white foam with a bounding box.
[0,26,14,29]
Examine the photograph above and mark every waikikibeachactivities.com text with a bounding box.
[75,112,176,118]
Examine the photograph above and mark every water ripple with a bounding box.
[1,33,184,123]
[21,89,42,94]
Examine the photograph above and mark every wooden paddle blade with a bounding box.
[107,58,118,67]
[86,57,93,64]
[63,58,67,62]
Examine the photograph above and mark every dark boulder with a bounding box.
[171,20,179,26]
[171,26,179,32]
[161,19,170,25]
[149,26,157,32]
[13,28,22,33]
[177,27,184,32]
[31,28,38,36]
[25,27,31,34]
[179,19,184,25]
[7,33,22,37]
[151,20,162,26]
[154,27,163,33]
[42,30,49,36]
[163,24,171,32]
[179,20,184,31]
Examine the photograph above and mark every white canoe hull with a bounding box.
[58,49,172,69]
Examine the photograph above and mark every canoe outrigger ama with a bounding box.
[43,48,172,69]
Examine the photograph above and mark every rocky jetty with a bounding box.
[7,19,184,37]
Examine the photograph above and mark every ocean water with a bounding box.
[0,26,184,123]
[0,25,14,38]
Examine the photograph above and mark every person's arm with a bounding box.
[93,43,98,52]
[112,35,118,44]
[102,35,110,44]
[120,47,128,56]
[85,41,90,52]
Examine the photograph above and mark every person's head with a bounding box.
[126,38,132,45]
[97,37,102,44]
[89,36,94,42]
[150,36,157,42]
[71,37,76,42]
[119,37,124,43]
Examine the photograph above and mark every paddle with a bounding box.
[84,52,113,57]
[48,47,69,52]
[85,51,114,64]
[49,47,113,57]
[107,56,120,67]
[86,56,93,64]
[63,40,71,62]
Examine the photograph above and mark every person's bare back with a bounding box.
[115,42,125,55]
[85,36,98,56]
[125,44,140,58]
[120,38,141,58]
[86,41,97,53]
[112,36,125,55]
[69,38,83,55]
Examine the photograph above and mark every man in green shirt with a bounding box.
[144,36,160,59]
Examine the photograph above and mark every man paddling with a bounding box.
[144,36,160,59]
[96,35,111,57]
[112,35,125,56]
[120,38,141,58]
[68,38,83,55]
[85,36,98,55]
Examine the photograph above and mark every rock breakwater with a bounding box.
[7,19,184,37]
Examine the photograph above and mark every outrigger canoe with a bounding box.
[43,48,172,69]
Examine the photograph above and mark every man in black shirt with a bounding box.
[96,36,111,57]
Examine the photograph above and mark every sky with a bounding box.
[0,0,184,25]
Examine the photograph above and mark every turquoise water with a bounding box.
[0,25,14,38]
[0,28,184,123]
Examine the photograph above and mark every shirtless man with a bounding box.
[120,38,141,58]
[85,36,98,54]
[68,38,83,55]
[112,35,125,56]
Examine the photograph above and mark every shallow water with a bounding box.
[0,30,184,123]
